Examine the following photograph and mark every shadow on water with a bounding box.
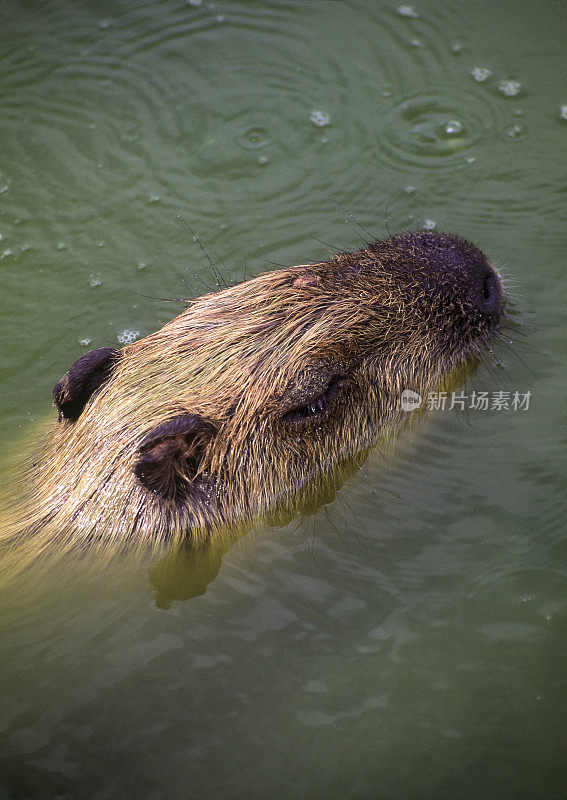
[151,452,369,608]
[150,539,229,608]
[0,429,368,607]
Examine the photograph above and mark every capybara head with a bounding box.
[28,231,505,552]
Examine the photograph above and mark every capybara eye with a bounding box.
[282,375,345,425]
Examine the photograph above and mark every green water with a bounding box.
[1,1,565,798]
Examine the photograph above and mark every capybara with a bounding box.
[5,230,505,562]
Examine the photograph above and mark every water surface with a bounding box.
[1,1,565,798]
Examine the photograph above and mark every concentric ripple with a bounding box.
[0,0,517,246]
[379,90,500,168]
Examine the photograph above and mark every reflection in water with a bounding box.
[149,452,367,608]
[0,431,366,602]
[151,542,225,608]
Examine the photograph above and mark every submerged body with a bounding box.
[7,231,505,558]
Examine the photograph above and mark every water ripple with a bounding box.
[0,0,525,242]
[378,89,500,169]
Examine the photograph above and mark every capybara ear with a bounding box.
[134,414,217,500]
[53,347,121,422]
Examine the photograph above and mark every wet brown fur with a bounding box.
[3,231,505,568]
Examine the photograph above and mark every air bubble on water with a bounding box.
[309,110,331,127]
[559,105,567,120]
[451,42,463,54]
[57,242,67,250]
[148,194,161,204]
[238,127,269,150]
[89,274,102,287]
[98,19,111,29]
[21,243,31,252]
[79,338,92,347]
[117,330,141,344]
[506,124,524,139]
[398,5,419,17]
[466,156,476,164]
[422,219,436,229]
[1,248,13,259]
[471,66,491,83]
[98,240,104,247]
[498,78,521,97]
[137,260,148,271]
[257,155,268,165]
[410,38,423,47]
[188,0,202,5]
[404,185,416,194]
[444,119,464,135]
[216,14,224,22]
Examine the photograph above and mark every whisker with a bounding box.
[263,259,294,268]
[134,292,190,304]
[311,236,341,254]
[175,216,229,290]
[332,199,379,241]
[154,246,200,295]
[495,335,535,373]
